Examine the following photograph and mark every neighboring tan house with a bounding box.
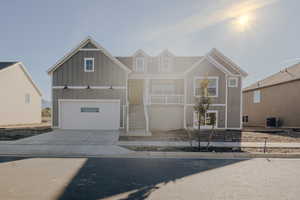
[0,62,42,126]
[243,62,300,128]
[47,37,247,134]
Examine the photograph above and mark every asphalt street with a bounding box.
[0,157,299,200]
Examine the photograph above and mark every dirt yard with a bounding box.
[119,129,300,143]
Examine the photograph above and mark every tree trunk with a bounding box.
[198,113,201,151]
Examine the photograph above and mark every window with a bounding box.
[25,93,30,104]
[228,77,238,87]
[253,90,261,103]
[135,57,145,72]
[194,77,218,97]
[243,116,249,123]
[84,58,94,72]
[159,55,172,72]
[152,83,175,95]
[81,107,99,113]
[193,111,217,128]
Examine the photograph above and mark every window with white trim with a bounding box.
[193,111,217,128]
[194,77,218,97]
[25,93,30,104]
[228,77,238,87]
[253,90,261,103]
[135,57,145,72]
[84,58,94,72]
[159,55,172,72]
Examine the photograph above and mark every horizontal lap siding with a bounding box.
[149,79,184,94]
[186,59,226,105]
[227,77,242,128]
[149,105,184,130]
[243,80,300,127]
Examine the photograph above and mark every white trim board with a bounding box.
[52,86,126,89]
[193,76,219,98]
[193,110,219,129]
[79,48,102,51]
[84,57,95,72]
[58,99,121,103]
[129,74,184,79]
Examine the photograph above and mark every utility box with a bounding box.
[266,117,279,128]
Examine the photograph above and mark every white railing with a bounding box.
[150,95,184,105]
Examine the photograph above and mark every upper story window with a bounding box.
[194,77,218,97]
[151,82,175,95]
[159,55,172,72]
[228,77,238,87]
[253,90,261,103]
[135,57,145,72]
[84,58,94,72]
[25,93,30,104]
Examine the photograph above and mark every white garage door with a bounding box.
[59,100,120,130]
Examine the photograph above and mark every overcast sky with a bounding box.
[1,0,299,100]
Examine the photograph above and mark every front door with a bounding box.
[128,79,144,104]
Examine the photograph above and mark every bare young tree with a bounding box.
[194,78,211,151]
[207,113,216,149]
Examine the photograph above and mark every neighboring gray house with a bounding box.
[47,37,247,134]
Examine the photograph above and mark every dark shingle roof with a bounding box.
[244,62,300,92]
[0,62,17,71]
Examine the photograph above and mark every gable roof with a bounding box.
[0,62,17,71]
[209,48,248,77]
[184,48,248,77]
[244,62,300,92]
[158,49,175,57]
[47,36,131,74]
[0,62,42,96]
[133,49,149,57]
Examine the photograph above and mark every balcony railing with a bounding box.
[150,95,184,105]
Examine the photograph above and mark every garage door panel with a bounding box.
[60,100,120,130]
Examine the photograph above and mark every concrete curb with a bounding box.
[0,151,300,159]
[118,141,300,148]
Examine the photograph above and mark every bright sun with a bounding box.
[234,14,253,32]
[238,15,250,26]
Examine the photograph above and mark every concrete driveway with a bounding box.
[0,130,132,156]
[14,129,120,145]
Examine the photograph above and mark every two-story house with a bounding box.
[47,37,247,135]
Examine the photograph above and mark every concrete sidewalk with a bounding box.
[118,141,300,148]
[0,144,132,156]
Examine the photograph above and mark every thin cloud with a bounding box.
[145,0,279,41]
